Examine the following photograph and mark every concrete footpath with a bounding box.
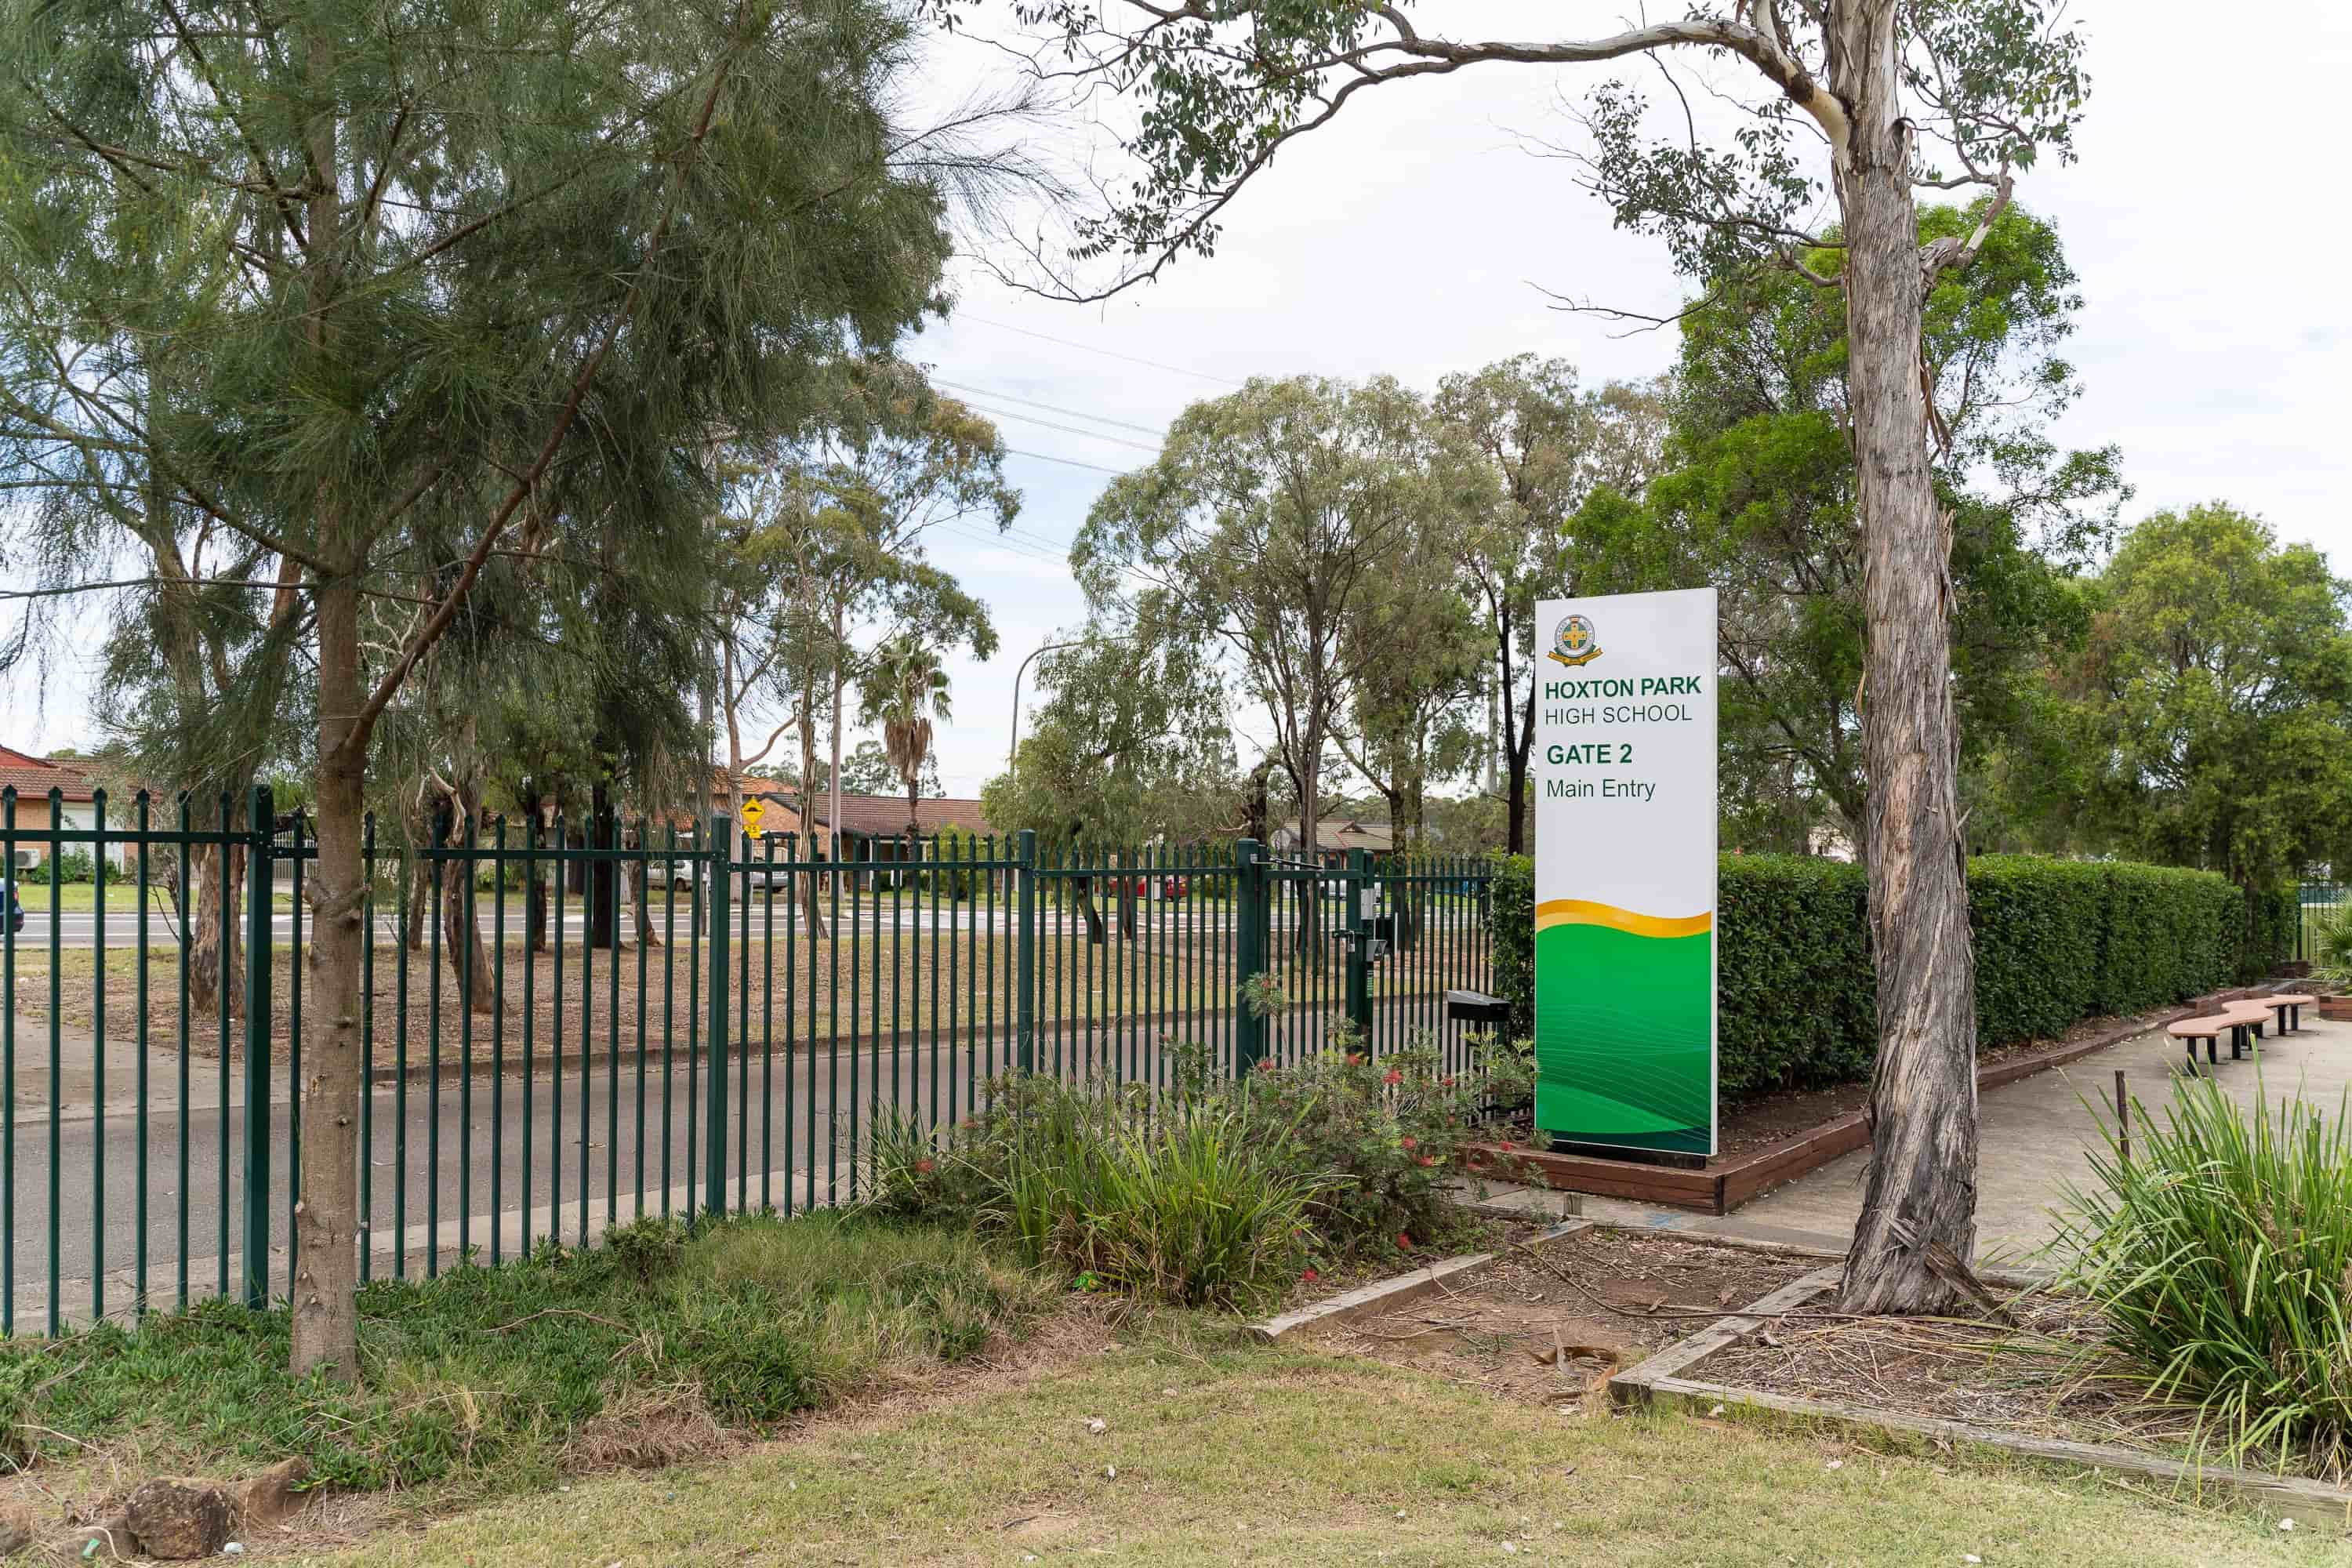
[1475,1010,2352,1268]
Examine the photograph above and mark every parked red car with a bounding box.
[1123,874,1189,900]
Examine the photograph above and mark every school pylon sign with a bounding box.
[1532,586,1719,1156]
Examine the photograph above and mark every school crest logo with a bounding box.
[1548,613,1602,668]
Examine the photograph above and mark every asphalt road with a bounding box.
[9,900,1243,949]
[0,1018,1236,1318]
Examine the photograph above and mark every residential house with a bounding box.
[1270,818,1394,866]
[702,770,993,884]
[0,746,127,869]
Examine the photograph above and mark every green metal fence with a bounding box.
[1,783,1493,1331]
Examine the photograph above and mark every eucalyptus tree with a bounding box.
[1428,359,1669,854]
[0,0,999,1377]
[1076,375,1421,945]
[718,365,1012,932]
[982,625,1235,940]
[1632,201,2119,855]
[996,0,2091,1311]
[1333,503,1483,947]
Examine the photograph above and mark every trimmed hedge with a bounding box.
[1489,852,2295,1102]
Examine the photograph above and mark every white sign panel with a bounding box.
[1531,586,1718,1156]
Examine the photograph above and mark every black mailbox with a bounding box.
[1444,989,1511,1029]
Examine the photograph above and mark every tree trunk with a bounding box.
[520,787,549,953]
[588,781,619,950]
[1504,670,1534,855]
[796,695,829,938]
[434,788,492,1014]
[290,24,362,1377]
[1832,2,1981,1316]
[187,840,246,1018]
[395,785,431,950]
[1074,877,1105,945]
[630,822,659,947]
[1293,733,1322,953]
[829,603,845,890]
[292,572,365,1381]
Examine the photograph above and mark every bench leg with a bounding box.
[2182,1036,2200,1075]
[2292,1004,2303,1032]
[2211,1032,2223,1066]
[2230,1025,2244,1061]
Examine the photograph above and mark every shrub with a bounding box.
[2053,1080,2352,1478]
[36,848,102,886]
[875,1027,1522,1298]
[2313,906,2352,993]
[877,1082,1319,1309]
[1489,851,2292,1099]
[1238,1029,1497,1257]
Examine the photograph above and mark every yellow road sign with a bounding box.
[739,797,767,837]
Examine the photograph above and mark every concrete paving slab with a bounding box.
[1735,1009,2352,1264]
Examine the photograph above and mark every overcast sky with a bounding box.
[8,2,2348,804]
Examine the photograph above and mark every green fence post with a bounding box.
[1234,838,1268,1074]
[1345,847,1374,1044]
[241,784,274,1308]
[1016,829,1037,1073]
[702,814,731,1220]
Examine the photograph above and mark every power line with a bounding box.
[962,399,1163,455]
[1001,445,1127,477]
[934,378,1167,439]
[956,314,1249,390]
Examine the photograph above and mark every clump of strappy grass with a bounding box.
[2053,1076,2352,1478]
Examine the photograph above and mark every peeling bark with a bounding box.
[1828,0,1982,1315]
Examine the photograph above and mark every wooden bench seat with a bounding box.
[2261,993,2315,1033]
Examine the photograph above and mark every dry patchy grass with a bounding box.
[303,1330,2340,1567]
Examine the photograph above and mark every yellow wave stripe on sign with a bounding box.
[1534,899,1713,939]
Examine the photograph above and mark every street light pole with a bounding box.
[1007,638,1084,783]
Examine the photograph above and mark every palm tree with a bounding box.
[861,633,952,848]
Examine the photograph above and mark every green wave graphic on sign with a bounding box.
[1534,917,1712,1156]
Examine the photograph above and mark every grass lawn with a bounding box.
[310,1330,2331,1567]
[12,883,294,914]
[0,1211,1054,1530]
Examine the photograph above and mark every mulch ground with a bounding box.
[1686,1283,2349,1484]
[1305,1229,1817,1407]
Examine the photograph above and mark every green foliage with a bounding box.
[33,849,103,887]
[878,1033,1515,1297]
[1490,852,2290,1099]
[2054,1080,2352,1479]
[1632,201,2122,852]
[1485,851,1534,1041]
[2312,907,2352,993]
[0,1211,1046,1497]
[1239,1032,1496,1258]
[875,1083,1316,1310]
[2056,504,2352,886]
[982,631,1238,850]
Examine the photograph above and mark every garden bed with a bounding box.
[1687,1285,2216,1458]
[1300,1227,1819,1406]
[1613,1270,2352,1516]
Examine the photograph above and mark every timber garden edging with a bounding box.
[1610,1258,2352,1523]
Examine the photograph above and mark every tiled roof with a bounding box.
[800,793,994,840]
[706,769,794,800]
[1278,818,1394,850]
[0,747,96,802]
